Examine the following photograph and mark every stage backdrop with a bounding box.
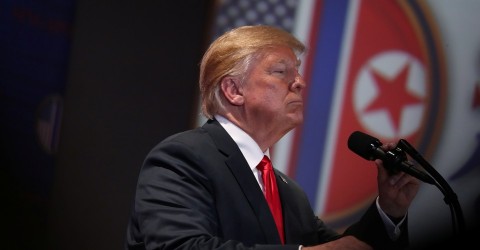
[0,1,211,249]
[198,0,480,248]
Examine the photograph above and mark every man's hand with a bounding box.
[375,142,421,218]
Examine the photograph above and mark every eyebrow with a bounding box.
[274,58,301,68]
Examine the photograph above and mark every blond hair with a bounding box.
[199,25,306,119]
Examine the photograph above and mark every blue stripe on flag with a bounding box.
[295,0,350,205]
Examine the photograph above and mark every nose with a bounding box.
[291,75,306,92]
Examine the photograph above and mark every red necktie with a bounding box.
[257,155,285,244]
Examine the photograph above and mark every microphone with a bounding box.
[347,131,436,184]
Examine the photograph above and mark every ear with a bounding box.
[220,76,244,106]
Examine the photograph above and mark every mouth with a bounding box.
[289,100,303,106]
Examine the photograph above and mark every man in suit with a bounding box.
[125,25,420,250]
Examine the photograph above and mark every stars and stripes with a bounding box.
[211,0,299,39]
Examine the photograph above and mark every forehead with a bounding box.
[257,46,301,66]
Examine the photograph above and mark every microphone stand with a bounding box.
[397,139,466,236]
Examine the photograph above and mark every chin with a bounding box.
[288,114,304,127]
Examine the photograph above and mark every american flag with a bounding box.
[211,0,299,39]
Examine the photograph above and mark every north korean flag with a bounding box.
[286,0,446,229]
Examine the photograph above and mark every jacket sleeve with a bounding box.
[343,202,409,250]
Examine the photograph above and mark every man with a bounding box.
[125,25,420,249]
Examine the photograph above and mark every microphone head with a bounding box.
[347,131,382,161]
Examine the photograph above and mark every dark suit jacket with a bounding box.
[125,119,408,249]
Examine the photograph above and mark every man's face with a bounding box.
[242,46,306,135]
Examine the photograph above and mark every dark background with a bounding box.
[1,1,213,249]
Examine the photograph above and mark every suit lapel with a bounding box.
[203,119,282,244]
[275,170,295,243]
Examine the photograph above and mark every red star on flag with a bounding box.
[364,62,423,132]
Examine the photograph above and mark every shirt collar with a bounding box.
[215,115,269,170]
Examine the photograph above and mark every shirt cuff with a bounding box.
[375,196,406,240]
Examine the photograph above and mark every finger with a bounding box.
[392,172,420,188]
[376,161,389,182]
[387,172,406,186]
[380,142,397,151]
